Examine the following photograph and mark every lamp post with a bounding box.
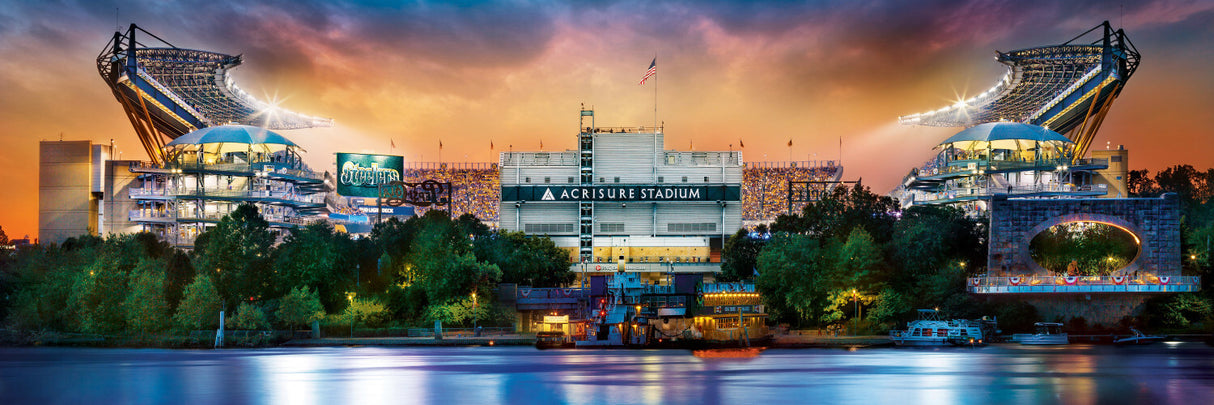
[347,292,356,338]
[852,288,858,336]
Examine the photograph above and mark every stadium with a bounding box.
[894,21,1139,212]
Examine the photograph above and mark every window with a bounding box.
[704,176,709,182]
[657,176,664,183]
[1111,156,1122,162]
[544,177,551,184]
[668,223,716,232]
[600,177,605,183]
[682,176,688,183]
[600,223,625,233]
[524,223,576,233]
[568,177,575,183]
[614,177,620,183]
[525,177,531,183]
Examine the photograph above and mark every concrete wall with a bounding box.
[1092,146,1129,198]
[988,194,1181,276]
[39,141,94,244]
[101,160,142,236]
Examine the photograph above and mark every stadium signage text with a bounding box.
[501,185,741,202]
[379,180,452,207]
[335,153,404,197]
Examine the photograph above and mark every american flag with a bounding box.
[638,58,656,85]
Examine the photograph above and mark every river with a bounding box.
[1,343,1212,404]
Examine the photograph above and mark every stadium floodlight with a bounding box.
[97,24,332,166]
[897,21,1139,162]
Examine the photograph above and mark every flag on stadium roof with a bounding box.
[739,139,744,148]
[638,58,656,85]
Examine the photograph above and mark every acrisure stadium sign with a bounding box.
[501,185,740,202]
[335,153,404,197]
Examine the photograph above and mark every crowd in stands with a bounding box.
[401,164,501,223]
[350,162,840,225]
[742,163,842,222]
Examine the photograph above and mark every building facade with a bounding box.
[499,109,742,278]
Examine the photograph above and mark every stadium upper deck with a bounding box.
[898,21,1139,161]
[97,24,331,166]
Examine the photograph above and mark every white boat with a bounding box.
[1114,329,1165,345]
[890,309,986,346]
[1018,322,1068,345]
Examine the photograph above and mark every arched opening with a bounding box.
[1029,221,1141,275]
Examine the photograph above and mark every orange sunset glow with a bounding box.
[2,0,1213,240]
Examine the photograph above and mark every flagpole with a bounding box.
[653,52,658,174]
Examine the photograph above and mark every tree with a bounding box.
[755,233,827,326]
[0,225,8,245]
[163,249,195,312]
[277,286,325,330]
[173,274,222,330]
[274,222,357,312]
[192,204,276,307]
[474,230,572,287]
[770,182,898,244]
[343,297,391,329]
[229,302,270,330]
[720,228,767,282]
[409,215,501,304]
[125,259,171,335]
[1127,169,1156,197]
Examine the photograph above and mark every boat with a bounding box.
[1018,322,1069,345]
[535,331,575,349]
[572,272,771,349]
[1114,329,1166,345]
[889,309,987,346]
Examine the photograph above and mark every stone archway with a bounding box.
[988,194,1180,277]
[1020,213,1146,275]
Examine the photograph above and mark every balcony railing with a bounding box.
[130,188,324,205]
[968,276,1201,293]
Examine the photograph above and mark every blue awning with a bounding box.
[167,125,298,147]
[939,122,1071,148]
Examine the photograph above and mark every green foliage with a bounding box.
[424,295,511,326]
[343,297,392,328]
[173,274,222,331]
[755,233,826,325]
[274,222,358,312]
[72,235,161,334]
[720,228,766,282]
[889,205,986,281]
[770,182,898,244]
[474,230,572,287]
[192,204,276,307]
[163,249,195,312]
[276,286,325,329]
[1143,293,1212,329]
[1030,222,1139,275]
[230,301,271,330]
[867,288,912,327]
[125,259,171,334]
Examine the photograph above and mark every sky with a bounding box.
[1,0,1213,240]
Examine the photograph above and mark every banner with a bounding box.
[502,185,740,202]
[335,153,404,197]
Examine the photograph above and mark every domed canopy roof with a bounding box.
[167,125,299,147]
[938,122,1071,149]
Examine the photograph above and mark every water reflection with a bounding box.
[1,344,1213,404]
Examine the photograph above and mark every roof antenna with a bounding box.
[116,7,120,32]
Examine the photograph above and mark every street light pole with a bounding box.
[852,288,858,336]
